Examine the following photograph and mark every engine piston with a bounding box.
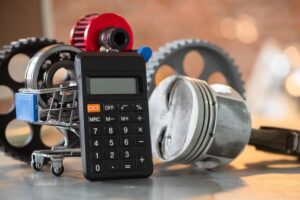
[149,76,251,169]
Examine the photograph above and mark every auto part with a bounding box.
[146,39,245,97]
[70,13,133,52]
[25,44,81,119]
[0,37,80,162]
[149,75,251,169]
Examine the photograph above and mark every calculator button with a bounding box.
[91,151,104,160]
[89,126,103,136]
[133,103,146,112]
[91,162,105,173]
[136,137,147,146]
[120,137,133,147]
[104,125,117,135]
[134,124,145,135]
[106,137,118,148]
[87,104,101,113]
[107,162,120,172]
[136,148,150,169]
[88,115,101,123]
[133,113,145,122]
[122,161,135,171]
[90,138,104,149]
[103,104,116,112]
[119,114,131,123]
[106,150,119,160]
[118,103,131,112]
[121,148,134,159]
[104,114,116,123]
[119,124,132,135]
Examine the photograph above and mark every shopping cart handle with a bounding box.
[15,92,38,122]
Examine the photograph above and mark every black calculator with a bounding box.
[75,52,153,180]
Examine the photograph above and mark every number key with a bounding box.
[104,125,117,135]
[91,151,104,160]
[107,150,118,160]
[89,126,103,136]
[120,124,132,135]
[120,137,133,147]
[90,138,103,149]
[122,148,134,159]
[91,162,105,173]
[106,137,117,147]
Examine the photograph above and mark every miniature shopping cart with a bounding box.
[15,83,81,176]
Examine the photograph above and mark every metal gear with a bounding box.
[0,37,79,163]
[146,39,245,97]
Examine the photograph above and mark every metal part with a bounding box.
[70,13,133,51]
[99,28,130,50]
[146,39,245,97]
[0,37,71,163]
[26,85,81,176]
[18,84,79,129]
[149,76,251,169]
[250,127,300,158]
[25,44,81,117]
[31,147,81,176]
[21,44,82,171]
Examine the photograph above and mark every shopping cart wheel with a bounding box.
[51,165,64,176]
[31,153,44,171]
[31,161,43,171]
[50,158,64,176]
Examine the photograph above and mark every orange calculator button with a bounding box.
[87,104,101,113]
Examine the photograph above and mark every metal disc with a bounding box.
[147,39,245,98]
[0,38,80,162]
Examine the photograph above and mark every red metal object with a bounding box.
[70,13,134,51]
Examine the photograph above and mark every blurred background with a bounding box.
[1,0,300,147]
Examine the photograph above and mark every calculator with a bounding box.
[75,52,153,180]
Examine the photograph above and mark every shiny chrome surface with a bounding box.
[149,76,251,168]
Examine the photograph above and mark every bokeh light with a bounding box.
[285,69,300,97]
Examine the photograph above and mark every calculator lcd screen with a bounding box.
[88,77,137,94]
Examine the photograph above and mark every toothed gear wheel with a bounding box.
[70,14,98,51]
[70,13,133,51]
[0,37,79,163]
[146,39,245,97]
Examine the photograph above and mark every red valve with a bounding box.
[70,13,134,51]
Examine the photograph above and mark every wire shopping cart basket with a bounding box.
[16,83,81,176]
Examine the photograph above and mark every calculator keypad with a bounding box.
[87,102,151,175]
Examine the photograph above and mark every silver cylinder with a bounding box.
[149,76,251,169]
